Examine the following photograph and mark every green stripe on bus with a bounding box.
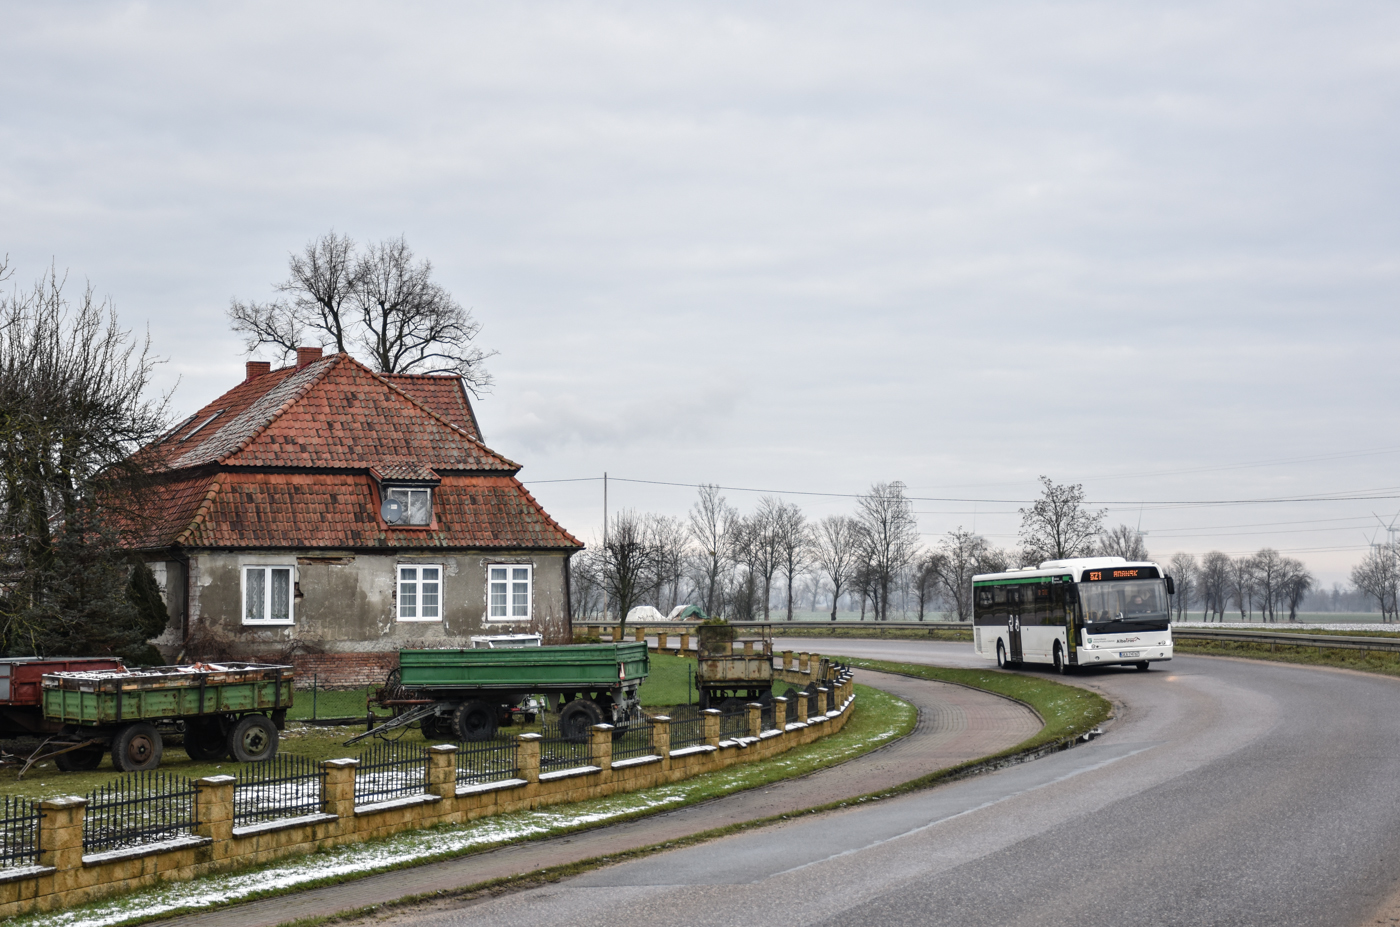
[973,575,1073,586]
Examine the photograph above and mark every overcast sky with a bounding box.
[3,2,1399,586]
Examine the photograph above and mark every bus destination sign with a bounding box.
[1082,566,1160,582]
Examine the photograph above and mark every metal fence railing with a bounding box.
[234,754,324,827]
[539,720,594,773]
[0,796,39,868]
[84,772,198,855]
[454,735,519,787]
[610,722,656,762]
[354,742,427,805]
[666,707,706,749]
[718,706,749,740]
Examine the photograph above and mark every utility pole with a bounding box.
[602,472,609,623]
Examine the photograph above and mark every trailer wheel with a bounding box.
[451,700,498,741]
[112,723,163,772]
[228,715,279,763]
[54,742,106,771]
[558,699,602,742]
[184,720,228,761]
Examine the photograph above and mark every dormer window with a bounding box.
[383,486,432,525]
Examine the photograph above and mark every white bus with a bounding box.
[972,557,1174,673]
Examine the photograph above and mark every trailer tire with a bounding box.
[54,742,105,771]
[559,699,603,742]
[112,723,163,772]
[451,700,498,741]
[229,715,279,763]
[184,720,228,760]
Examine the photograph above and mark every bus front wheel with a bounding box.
[1135,661,1150,672]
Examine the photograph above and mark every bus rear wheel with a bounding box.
[1053,643,1067,675]
[996,640,1009,669]
[1135,661,1151,672]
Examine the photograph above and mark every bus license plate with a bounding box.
[1119,651,1141,658]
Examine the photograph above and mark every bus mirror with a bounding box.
[1165,575,1176,595]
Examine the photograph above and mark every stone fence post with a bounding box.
[816,687,829,717]
[591,724,614,771]
[321,758,358,820]
[782,650,793,671]
[651,716,671,770]
[773,697,788,729]
[195,775,236,858]
[799,652,809,673]
[428,745,457,800]
[517,733,541,784]
[680,633,691,653]
[38,796,86,879]
[795,692,809,724]
[702,708,721,747]
[657,631,668,651]
[746,703,763,738]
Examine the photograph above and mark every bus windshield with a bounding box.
[1080,580,1169,625]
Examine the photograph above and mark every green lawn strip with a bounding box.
[1179,625,1400,637]
[1174,638,1400,677]
[258,659,1116,927]
[13,684,914,927]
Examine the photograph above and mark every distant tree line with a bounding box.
[571,475,1395,625]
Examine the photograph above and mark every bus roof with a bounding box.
[973,556,1164,584]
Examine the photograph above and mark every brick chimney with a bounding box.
[296,346,324,368]
[245,360,271,382]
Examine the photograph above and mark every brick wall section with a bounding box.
[0,664,855,918]
[290,652,399,688]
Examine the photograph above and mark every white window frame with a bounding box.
[384,486,433,526]
[487,563,533,622]
[397,563,444,622]
[242,565,296,626]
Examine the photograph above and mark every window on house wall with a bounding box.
[384,487,432,525]
[488,564,532,620]
[398,564,442,621]
[243,566,294,624]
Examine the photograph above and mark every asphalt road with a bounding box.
[376,640,1400,927]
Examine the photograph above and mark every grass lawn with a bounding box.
[1174,638,1400,677]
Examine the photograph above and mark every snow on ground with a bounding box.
[15,694,910,927]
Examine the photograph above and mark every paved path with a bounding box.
[360,642,1400,927]
[149,668,1037,927]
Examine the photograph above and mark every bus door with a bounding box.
[1006,586,1025,662]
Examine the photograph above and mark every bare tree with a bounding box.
[912,551,946,620]
[1252,549,1287,623]
[1351,544,1399,622]
[857,481,920,621]
[229,232,495,394]
[1018,476,1106,564]
[772,501,811,621]
[1280,557,1313,622]
[746,497,785,621]
[599,510,662,629]
[0,262,172,659]
[1198,551,1231,622]
[1228,555,1258,621]
[643,514,689,614]
[1168,552,1197,621]
[1099,524,1149,561]
[936,528,995,622]
[687,484,738,617]
[814,515,863,622]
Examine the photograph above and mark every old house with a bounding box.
[126,347,582,685]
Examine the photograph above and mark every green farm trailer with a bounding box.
[41,663,293,771]
[357,643,650,744]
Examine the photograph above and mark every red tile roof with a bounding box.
[150,354,515,473]
[128,353,580,551]
[383,374,480,441]
[127,472,579,550]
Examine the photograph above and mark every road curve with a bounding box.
[147,666,1034,927]
[380,641,1400,927]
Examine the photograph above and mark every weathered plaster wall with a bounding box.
[180,550,572,666]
